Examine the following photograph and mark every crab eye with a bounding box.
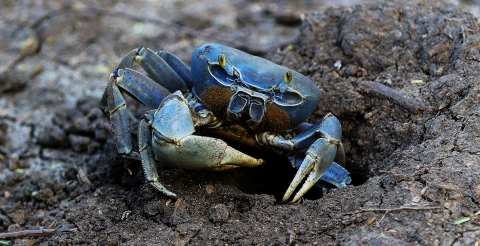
[284,70,293,84]
[218,54,226,68]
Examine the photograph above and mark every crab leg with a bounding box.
[135,47,189,93]
[100,46,195,159]
[100,47,191,113]
[139,113,177,198]
[114,68,171,108]
[102,68,172,157]
[156,50,194,90]
[104,75,133,155]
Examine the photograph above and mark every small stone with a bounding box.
[15,28,39,56]
[8,210,26,225]
[7,223,21,232]
[36,188,54,202]
[68,134,91,152]
[209,204,229,223]
[8,153,19,170]
[0,214,12,227]
[205,184,215,195]
[474,184,480,200]
[0,122,8,145]
[35,125,67,148]
[367,217,376,226]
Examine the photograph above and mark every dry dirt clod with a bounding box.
[209,204,230,223]
[474,184,480,200]
[8,154,19,170]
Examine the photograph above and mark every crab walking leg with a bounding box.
[100,47,192,113]
[105,75,133,155]
[115,47,190,94]
[156,50,194,90]
[114,68,172,109]
[103,68,172,156]
[138,117,178,198]
[100,49,141,114]
[135,47,188,93]
[282,138,338,203]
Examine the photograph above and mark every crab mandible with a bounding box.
[100,43,350,203]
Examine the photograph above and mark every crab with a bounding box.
[100,43,350,203]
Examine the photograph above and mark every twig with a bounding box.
[356,80,434,114]
[376,211,389,227]
[350,206,441,227]
[0,229,55,239]
[349,206,441,215]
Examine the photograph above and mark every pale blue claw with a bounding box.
[282,138,338,203]
[282,114,346,203]
[256,113,349,203]
[138,92,263,197]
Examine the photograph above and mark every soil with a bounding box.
[1,0,480,245]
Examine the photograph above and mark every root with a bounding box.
[0,229,55,239]
[357,81,434,114]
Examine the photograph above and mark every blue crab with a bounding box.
[100,43,350,203]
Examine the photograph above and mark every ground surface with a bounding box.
[1,0,480,245]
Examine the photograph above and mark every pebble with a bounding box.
[68,134,91,152]
[15,28,39,56]
[35,125,67,148]
[209,204,229,223]
[8,153,19,170]
[474,184,480,200]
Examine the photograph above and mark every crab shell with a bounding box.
[191,43,321,133]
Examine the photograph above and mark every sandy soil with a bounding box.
[1,0,479,245]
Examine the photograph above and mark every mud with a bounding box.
[1,0,480,245]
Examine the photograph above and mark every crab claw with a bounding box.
[281,138,339,203]
[282,114,344,203]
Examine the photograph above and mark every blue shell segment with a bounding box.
[191,43,321,128]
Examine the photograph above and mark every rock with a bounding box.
[209,204,229,223]
[68,134,91,153]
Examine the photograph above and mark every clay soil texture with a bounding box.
[1,0,480,245]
